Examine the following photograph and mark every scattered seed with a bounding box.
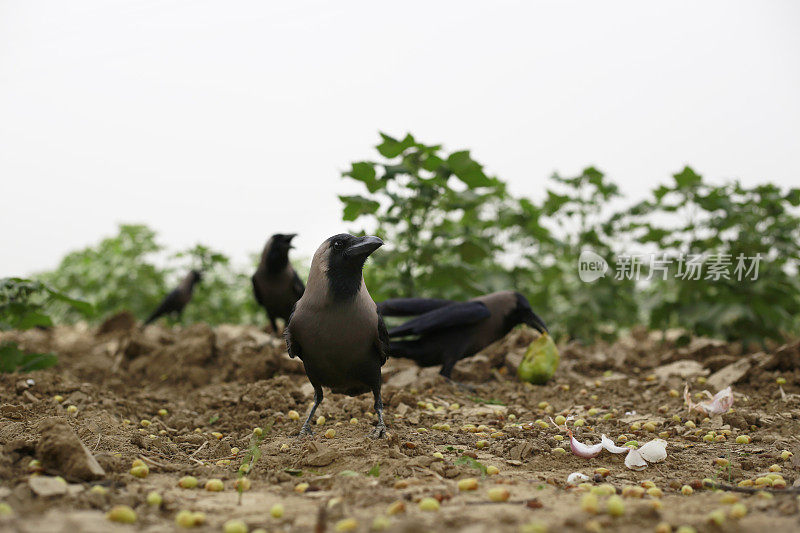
[175,510,197,528]
[487,487,510,502]
[606,495,624,517]
[581,493,599,514]
[729,503,747,519]
[234,477,251,492]
[735,435,751,444]
[458,478,479,491]
[487,465,500,476]
[205,478,224,492]
[178,476,198,489]
[655,521,672,533]
[335,518,358,532]
[146,491,162,506]
[106,505,136,524]
[707,509,725,526]
[386,500,405,515]
[130,464,149,478]
[270,503,284,518]
[325,429,336,439]
[223,519,249,533]
[418,497,440,511]
[681,485,694,495]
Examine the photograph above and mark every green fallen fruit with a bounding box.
[517,332,560,385]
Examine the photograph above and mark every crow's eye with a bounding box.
[333,240,343,250]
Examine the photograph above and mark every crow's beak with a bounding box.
[286,234,297,248]
[525,311,549,334]
[344,236,384,259]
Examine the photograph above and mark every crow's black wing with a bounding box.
[251,275,266,308]
[387,301,491,337]
[374,313,390,365]
[290,270,305,300]
[377,297,456,317]
[145,289,182,325]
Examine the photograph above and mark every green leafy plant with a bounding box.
[455,455,487,477]
[39,224,168,322]
[0,277,92,372]
[616,167,800,344]
[340,132,526,301]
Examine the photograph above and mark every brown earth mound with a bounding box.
[0,323,798,532]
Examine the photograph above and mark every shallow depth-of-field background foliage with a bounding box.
[8,133,800,346]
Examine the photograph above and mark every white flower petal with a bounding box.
[601,434,630,454]
[569,433,603,458]
[624,448,648,470]
[567,472,590,484]
[639,439,667,463]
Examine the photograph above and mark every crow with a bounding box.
[379,291,548,379]
[252,233,305,332]
[285,233,388,438]
[144,270,202,325]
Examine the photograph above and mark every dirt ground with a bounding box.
[1,314,799,532]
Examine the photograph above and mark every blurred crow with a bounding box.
[379,291,548,379]
[285,234,388,438]
[252,233,305,332]
[144,270,202,325]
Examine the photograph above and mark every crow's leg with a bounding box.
[267,313,279,335]
[439,358,477,393]
[368,387,387,439]
[296,385,323,437]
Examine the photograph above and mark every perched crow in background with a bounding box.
[252,233,305,332]
[144,270,202,325]
[285,233,389,438]
[379,291,548,379]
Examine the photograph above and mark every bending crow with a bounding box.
[379,291,548,379]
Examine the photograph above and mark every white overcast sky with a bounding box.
[1,0,798,276]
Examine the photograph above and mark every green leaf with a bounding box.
[339,195,380,221]
[18,352,58,372]
[446,151,492,188]
[0,342,23,373]
[376,132,415,158]
[673,166,702,189]
[346,162,382,193]
[455,455,487,477]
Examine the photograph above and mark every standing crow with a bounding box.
[144,270,202,325]
[285,234,389,438]
[379,291,548,379]
[252,233,305,332]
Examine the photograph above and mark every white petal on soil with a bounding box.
[639,439,667,463]
[624,448,648,470]
[684,384,734,416]
[600,434,630,454]
[569,432,603,458]
[567,472,590,484]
